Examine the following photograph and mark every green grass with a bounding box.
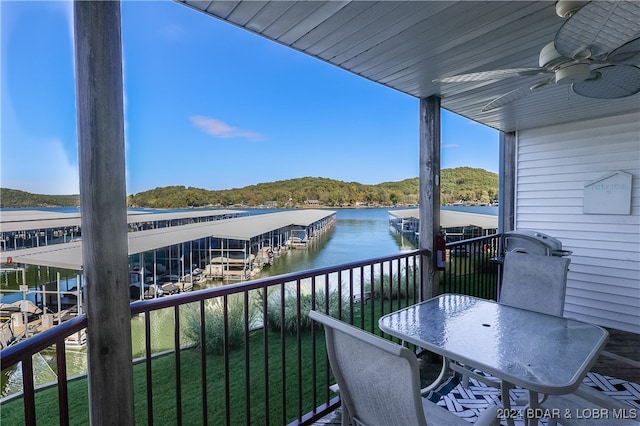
[2,254,497,423]
[1,294,416,425]
[1,327,331,425]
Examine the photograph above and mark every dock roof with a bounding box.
[0,209,245,233]
[390,209,498,230]
[1,209,336,270]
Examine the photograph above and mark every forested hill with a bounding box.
[127,167,497,208]
[1,167,497,208]
[441,167,498,205]
[0,188,80,208]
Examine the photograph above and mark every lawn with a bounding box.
[1,296,407,425]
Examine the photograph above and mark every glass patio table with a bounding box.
[378,293,609,425]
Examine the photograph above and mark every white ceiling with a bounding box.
[177,0,640,133]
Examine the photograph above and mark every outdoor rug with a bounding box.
[430,371,640,425]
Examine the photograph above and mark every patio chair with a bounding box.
[452,251,572,379]
[494,253,638,425]
[309,310,499,426]
[498,251,570,316]
[449,251,571,423]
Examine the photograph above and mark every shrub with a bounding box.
[183,294,255,355]
[264,288,349,334]
[366,266,418,300]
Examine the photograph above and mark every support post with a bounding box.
[418,96,441,301]
[74,1,134,424]
[499,131,516,233]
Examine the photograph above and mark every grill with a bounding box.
[502,230,572,257]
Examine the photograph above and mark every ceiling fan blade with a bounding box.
[433,68,547,83]
[481,78,554,112]
[606,37,640,65]
[572,64,640,98]
[555,1,640,61]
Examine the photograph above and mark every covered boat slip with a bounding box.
[0,208,245,251]
[0,208,336,275]
[389,208,498,242]
[0,209,336,271]
[0,209,336,344]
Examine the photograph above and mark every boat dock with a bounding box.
[0,208,245,251]
[1,209,336,275]
[389,208,498,242]
[0,209,336,346]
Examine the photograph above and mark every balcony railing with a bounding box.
[443,234,501,300]
[1,237,501,425]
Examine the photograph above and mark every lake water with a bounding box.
[257,205,494,275]
[261,208,415,276]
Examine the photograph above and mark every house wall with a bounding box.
[515,111,640,333]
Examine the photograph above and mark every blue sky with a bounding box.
[1,1,498,196]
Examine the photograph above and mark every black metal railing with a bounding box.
[1,250,428,425]
[442,234,501,300]
[0,315,87,426]
[1,238,504,426]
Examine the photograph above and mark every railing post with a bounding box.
[74,1,134,424]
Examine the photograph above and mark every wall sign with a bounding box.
[583,171,632,215]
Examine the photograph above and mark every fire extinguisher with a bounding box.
[435,234,446,271]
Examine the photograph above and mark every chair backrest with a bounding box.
[500,251,571,316]
[309,310,427,426]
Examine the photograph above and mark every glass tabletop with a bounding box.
[378,294,609,394]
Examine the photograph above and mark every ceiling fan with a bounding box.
[433,0,640,112]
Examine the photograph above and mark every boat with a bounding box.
[207,251,255,280]
[286,236,308,249]
[0,300,42,322]
[254,246,275,267]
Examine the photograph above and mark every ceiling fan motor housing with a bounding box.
[555,63,591,84]
[539,41,591,83]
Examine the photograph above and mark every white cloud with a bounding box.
[190,115,266,142]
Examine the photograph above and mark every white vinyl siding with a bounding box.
[515,111,640,333]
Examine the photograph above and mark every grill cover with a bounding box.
[502,230,571,256]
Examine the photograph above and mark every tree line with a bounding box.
[1,167,497,209]
[0,188,80,208]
